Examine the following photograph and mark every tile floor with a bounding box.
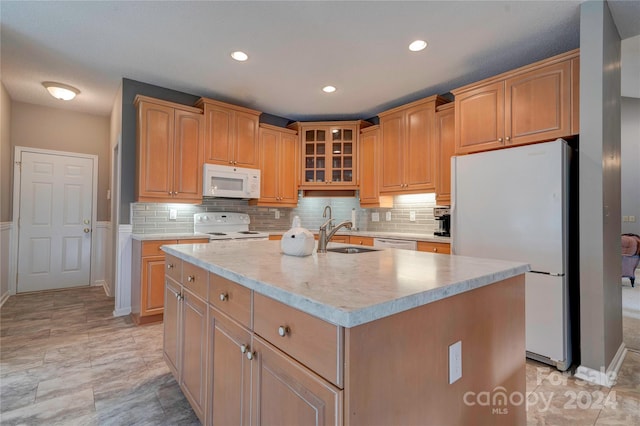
[1,286,639,425]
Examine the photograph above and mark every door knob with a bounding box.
[83,228,90,233]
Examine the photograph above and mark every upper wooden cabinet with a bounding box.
[250,124,299,207]
[358,126,393,208]
[135,95,204,203]
[290,121,371,190]
[195,97,261,169]
[379,95,449,195]
[435,103,455,206]
[453,49,579,154]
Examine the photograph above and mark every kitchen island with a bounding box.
[162,240,529,425]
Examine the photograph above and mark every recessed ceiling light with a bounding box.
[322,85,337,93]
[409,40,428,52]
[42,81,80,101]
[231,51,249,61]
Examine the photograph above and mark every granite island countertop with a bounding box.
[265,229,451,243]
[162,240,528,328]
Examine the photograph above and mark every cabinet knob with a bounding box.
[168,191,172,195]
[174,191,179,195]
[358,240,363,245]
[240,344,248,353]
[278,325,290,337]
[246,351,256,360]
[505,136,511,142]
[229,160,233,164]
[433,248,438,252]
[219,293,229,302]
[187,275,195,282]
[167,264,174,270]
[498,137,503,142]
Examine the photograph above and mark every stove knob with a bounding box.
[202,215,208,221]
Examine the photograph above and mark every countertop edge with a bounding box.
[161,245,528,328]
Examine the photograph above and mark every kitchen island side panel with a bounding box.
[344,275,525,426]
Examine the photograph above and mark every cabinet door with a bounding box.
[405,103,435,190]
[455,81,505,154]
[181,289,208,423]
[435,106,455,205]
[209,307,252,426]
[251,336,342,426]
[173,109,203,202]
[380,112,404,192]
[505,60,571,146]
[163,277,181,378]
[258,128,279,203]
[141,255,166,316]
[203,105,233,165]
[137,101,175,199]
[328,126,356,186]
[234,111,260,168]
[278,132,299,204]
[302,128,328,185]
[358,129,378,205]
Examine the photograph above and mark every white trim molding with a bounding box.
[113,224,132,317]
[1,222,14,307]
[574,343,628,387]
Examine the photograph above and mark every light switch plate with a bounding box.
[169,209,177,220]
[409,211,416,222]
[449,341,462,384]
[275,210,280,219]
[372,212,380,222]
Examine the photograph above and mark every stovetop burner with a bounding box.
[194,212,269,240]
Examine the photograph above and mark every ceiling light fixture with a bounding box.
[322,85,336,93]
[231,51,249,61]
[42,82,80,101]
[408,40,428,52]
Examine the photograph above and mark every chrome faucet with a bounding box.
[322,205,333,233]
[317,220,353,253]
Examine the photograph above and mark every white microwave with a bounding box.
[203,164,261,199]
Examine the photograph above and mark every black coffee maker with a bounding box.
[434,207,451,237]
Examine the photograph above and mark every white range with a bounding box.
[194,212,268,241]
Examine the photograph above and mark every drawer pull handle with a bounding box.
[240,344,248,354]
[187,275,195,282]
[433,248,438,252]
[167,264,174,269]
[278,326,290,337]
[246,351,256,360]
[219,293,229,302]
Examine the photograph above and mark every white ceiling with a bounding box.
[1,1,638,120]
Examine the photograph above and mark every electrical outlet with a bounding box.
[372,212,380,222]
[623,216,630,222]
[275,210,280,219]
[169,209,177,220]
[449,341,462,384]
[409,211,416,222]
[385,212,392,221]
[630,216,637,223]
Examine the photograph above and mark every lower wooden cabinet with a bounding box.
[251,335,343,426]
[162,261,209,424]
[132,238,209,325]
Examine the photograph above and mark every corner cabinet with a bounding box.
[290,121,371,190]
[379,95,449,195]
[249,124,299,207]
[435,103,455,206]
[195,97,261,169]
[135,96,204,203]
[453,49,579,154]
[359,126,393,208]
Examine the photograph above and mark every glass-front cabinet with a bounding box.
[290,121,369,190]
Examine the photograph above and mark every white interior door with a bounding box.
[17,151,94,292]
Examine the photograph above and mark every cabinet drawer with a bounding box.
[209,273,252,328]
[349,236,374,246]
[253,293,343,388]
[417,241,451,254]
[182,262,209,300]
[165,254,182,282]
[142,240,177,256]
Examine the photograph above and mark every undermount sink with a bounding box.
[326,246,380,254]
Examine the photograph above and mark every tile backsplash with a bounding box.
[131,192,440,235]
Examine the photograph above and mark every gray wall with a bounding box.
[621,97,640,235]
[579,0,623,371]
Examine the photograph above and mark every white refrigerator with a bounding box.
[451,139,572,371]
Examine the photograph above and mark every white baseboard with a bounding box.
[0,291,9,308]
[575,343,627,387]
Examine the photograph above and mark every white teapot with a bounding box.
[281,216,315,257]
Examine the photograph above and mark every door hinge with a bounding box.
[15,161,22,171]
